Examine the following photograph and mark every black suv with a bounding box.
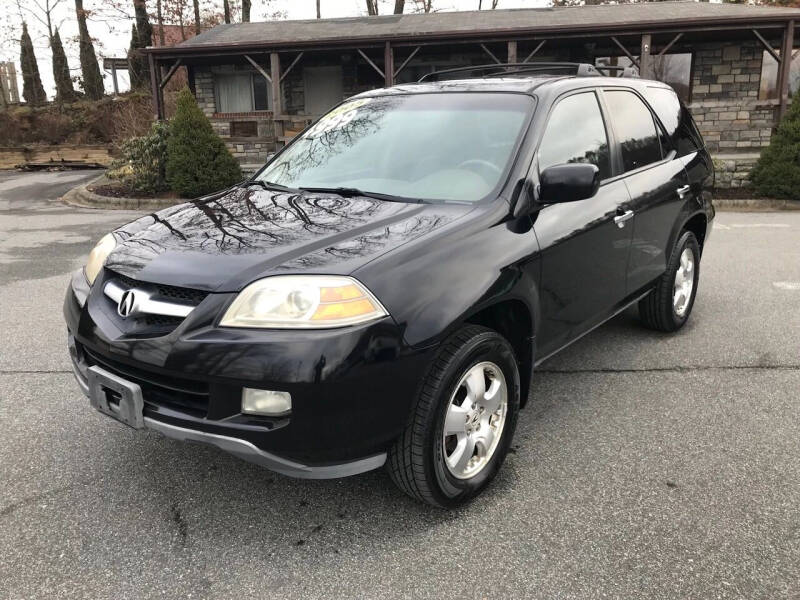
[65,64,713,507]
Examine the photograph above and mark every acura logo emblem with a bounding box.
[117,290,138,318]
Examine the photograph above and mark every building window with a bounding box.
[595,54,692,102]
[759,50,800,100]
[214,73,272,113]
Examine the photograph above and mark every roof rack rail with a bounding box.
[594,64,640,78]
[419,62,606,83]
[418,62,639,83]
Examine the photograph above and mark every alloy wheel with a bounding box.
[442,361,508,480]
[673,247,695,317]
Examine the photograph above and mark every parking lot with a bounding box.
[1,169,798,599]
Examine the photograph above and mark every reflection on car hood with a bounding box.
[104,186,471,292]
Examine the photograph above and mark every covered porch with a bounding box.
[144,3,800,184]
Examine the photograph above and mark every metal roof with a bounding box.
[147,1,800,55]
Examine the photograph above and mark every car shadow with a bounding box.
[86,306,660,547]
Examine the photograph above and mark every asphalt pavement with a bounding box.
[1,170,798,599]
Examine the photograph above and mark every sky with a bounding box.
[1,0,548,100]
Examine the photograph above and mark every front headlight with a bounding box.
[84,233,116,285]
[220,275,388,329]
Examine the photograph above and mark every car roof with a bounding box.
[353,75,672,99]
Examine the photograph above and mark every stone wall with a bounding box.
[713,153,760,190]
[689,99,775,154]
[688,40,779,188]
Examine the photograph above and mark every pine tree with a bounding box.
[51,28,76,102]
[166,87,242,197]
[133,0,152,86]
[75,0,104,99]
[128,24,144,89]
[20,23,47,106]
[750,88,800,199]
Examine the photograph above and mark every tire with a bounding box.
[387,325,521,508]
[639,230,701,332]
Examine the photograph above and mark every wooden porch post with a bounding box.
[507,41,517,64]
[640,34,652,79]
[187,65,196,96]
[270,52,282,115]
[148,53,164,119]
[270,52,283,144]
[384,42,394,87]
[778,20,795,120]
[111,63,119,95]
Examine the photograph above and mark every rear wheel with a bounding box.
[387,325,520,508]
[639,230,701,332]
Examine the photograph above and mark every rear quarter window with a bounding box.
[642,86,704,156]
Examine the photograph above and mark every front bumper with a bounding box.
[71,362,386,478]
[66,268,434,478]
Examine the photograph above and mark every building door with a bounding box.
[304,66,343,116]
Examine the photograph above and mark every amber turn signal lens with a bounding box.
[319,284,363,303]
[311,298,377,321]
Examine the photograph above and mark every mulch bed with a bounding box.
[89,182,179,201]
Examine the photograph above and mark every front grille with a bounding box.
[101,270,210,337]
[143,314,185,328]
[113,272,210,306]
[83,346,209,417]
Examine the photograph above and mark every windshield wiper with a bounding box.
[240,179,300,193]
[299,186,421,203]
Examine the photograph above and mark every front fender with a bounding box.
[354,208,541,350]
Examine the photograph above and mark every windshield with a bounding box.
[257,93,534,202]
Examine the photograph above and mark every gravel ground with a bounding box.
[1,170,798,599]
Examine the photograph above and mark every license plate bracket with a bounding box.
[87,365,145,429]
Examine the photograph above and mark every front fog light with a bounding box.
[242,388,292,416]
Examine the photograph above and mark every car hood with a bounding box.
[104,186,473,292]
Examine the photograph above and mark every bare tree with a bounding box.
[394,0,405,13]
[242,0,251,22]
[192,0,200,33]
[155,0,165,44]
[413,0,433,12]
[223,0,230,23]
[160,0,191,40]
[316,0,321,18]
[366,0,378,15]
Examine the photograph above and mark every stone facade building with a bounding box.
[144,2,800,186]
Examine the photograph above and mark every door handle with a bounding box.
[614,209,634,228]
[677,185,691,199]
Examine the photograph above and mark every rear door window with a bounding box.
[604,90,663,172]
[642,86,704,156]
[538,91,611,180]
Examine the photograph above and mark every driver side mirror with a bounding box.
[537,163,600,205]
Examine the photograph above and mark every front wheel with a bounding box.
[639,230,701,332]
[387,325,520,508]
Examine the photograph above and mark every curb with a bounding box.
[714,198,800,211]
[61,175,183,211]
